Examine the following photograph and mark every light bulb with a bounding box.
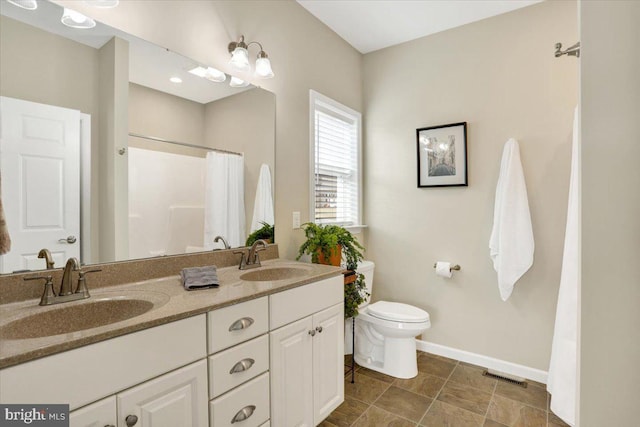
[204,67,226,83]
[6,0,38,10]
[61,8,96,29]
[254,57,274,79]
[229,76,250,88]
[229,47,250,73]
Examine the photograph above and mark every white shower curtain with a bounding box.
[547,107,580,426]
[250,164,274,233]
[204,151,246,249]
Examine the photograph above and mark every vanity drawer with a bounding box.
[208,334,269,398]
[209,372,270,427]
[208,297,269,354]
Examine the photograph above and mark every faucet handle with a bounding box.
[233,249,248,270]
[75,268,102,297]
[24,275,56,305]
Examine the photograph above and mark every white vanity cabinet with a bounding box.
[69,396,116,427]
[207,296,271,427]
[269,276,344,427]
[117,360,208,427]
[70,361,208,427]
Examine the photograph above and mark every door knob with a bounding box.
[58,235,77,244]
[125,415,138,427]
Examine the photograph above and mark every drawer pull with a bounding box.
[316,326,323,333]
[125,415,138,427]
[309,329,316,336]
[230,358,255,374]
[231,405,256,423]
[229,317,254,331]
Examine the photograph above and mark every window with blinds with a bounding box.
[310,90,362,226]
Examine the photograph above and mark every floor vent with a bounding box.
[482,369,528,388]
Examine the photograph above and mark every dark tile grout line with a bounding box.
[417,357,460,426]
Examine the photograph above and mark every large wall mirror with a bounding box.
[0,0,275,274]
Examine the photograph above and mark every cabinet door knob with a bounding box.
[125,415,138,427]
[229,317,254,331]
[316,326,323,333]
[309,329,316,336]
[231,405,256,423]
[230,358,255,374]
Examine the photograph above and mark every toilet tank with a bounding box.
[356,260,375,307]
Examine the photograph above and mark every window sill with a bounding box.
[345,224,368,234]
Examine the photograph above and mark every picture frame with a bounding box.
[416,122,468,188]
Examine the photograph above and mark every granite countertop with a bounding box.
[0,259,343,369]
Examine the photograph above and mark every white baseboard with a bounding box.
[416,339,548,384]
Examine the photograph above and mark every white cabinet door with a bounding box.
[312,303,344,424]
[270,316,314,427]
[69,396,116,427]
[117,360,208,427]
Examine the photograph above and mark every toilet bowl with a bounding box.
[348,261,431,379]
[354,301,430,379]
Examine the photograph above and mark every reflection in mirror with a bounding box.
[0,0,275,274]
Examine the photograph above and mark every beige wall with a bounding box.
[204,89,276,237]
[579,1,640,424]
[52,0,364,259]
[129,83,206,150]
[362,1,578,371]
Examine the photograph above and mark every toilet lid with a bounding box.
[366,301,429,323]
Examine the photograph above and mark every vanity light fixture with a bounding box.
[61,8,96,29]
[229,76,250,88]
[228,35,275,79]
[6,0,38,10]
[83,0,120,8]
[188,66,226,83]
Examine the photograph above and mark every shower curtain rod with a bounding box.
[128,132,243,156]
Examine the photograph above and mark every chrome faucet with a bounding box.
[214,235,230,250]
[38,248,55,269]
[234,239,267,270]
[23,257,101,306]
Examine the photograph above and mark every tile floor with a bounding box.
[321,352,570,427]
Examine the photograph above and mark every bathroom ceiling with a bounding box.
[1,0,249,104]
[297,0,542,53]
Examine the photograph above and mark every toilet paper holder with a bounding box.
[433,263,461,272]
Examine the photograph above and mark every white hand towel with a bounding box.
[547,107,579,426]
[489,138,534,301]
[250,164,274,233]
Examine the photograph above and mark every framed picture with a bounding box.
[416,122,468,187]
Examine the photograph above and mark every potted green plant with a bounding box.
[296,223,369,317]
[245,222,274,246]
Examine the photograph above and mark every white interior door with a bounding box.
[0,96,80,273]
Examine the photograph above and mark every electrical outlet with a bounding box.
[292,211,301,229]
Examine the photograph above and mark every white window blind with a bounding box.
[310,91,361,226]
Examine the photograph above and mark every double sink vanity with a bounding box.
[0,245,345,427]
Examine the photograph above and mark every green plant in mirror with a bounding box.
[246,222,274,247]
[296,223,368,317]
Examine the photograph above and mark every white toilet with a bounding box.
[353,261,431,379]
